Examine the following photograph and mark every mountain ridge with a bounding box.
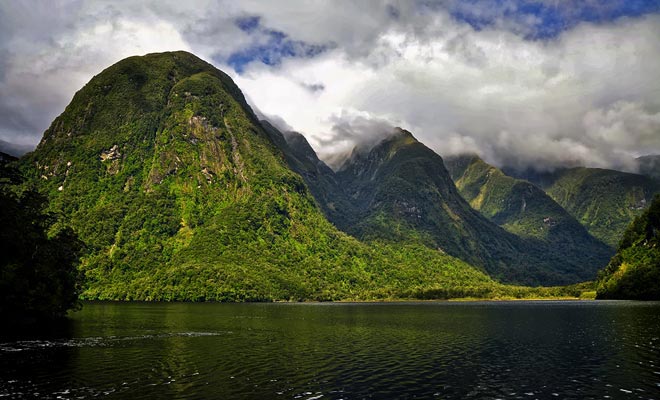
[445,153,612,248]
[17,51,527,301]
[445,154,613,280]
[316,128,604,284]
[509,166,659,247]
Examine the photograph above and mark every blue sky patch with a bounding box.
[236,16,260,33]
[446,0,660,39]
[228,17,331,73]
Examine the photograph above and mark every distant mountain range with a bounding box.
[507,167,659,247]
[271,127,611,284]
[6,51,659,300]
[444,154,612,262]
[0,140,33,157]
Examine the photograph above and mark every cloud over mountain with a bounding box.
[1,1,659,171]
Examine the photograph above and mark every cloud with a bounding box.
[225,15,333,73]
[442,0,660,39]
[249,99,294,133]
[0,1,191,145]
[315,110,399,167]
[0,1,659,173]
[235,11,660,172]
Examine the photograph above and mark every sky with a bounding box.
[1,0,659,171]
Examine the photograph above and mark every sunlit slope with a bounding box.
[543,168,658,247]
[445,154,612,273]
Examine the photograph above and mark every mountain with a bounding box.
[325,129,601,285]
[0,151,17,163]
[446,155,587,240]
[263,123,603,285]
[17,51,515,301]
[596,194,660,300]
[260,121,355,228]
[512,167,659,247]
[444,154,613,266]
[637,155,660,181]
[0,140,33,157]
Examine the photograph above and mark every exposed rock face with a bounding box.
[100,145,121,161]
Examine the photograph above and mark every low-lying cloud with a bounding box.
[236,12,660,172]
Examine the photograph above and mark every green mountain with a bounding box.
[596,194,660,300]
[263,125,596,284]
[638,155,660,181]
[260,121,355,228]
[17,51,523,301]
[322,129,600,285]
[444,154,612,267]
[516,167,659,247]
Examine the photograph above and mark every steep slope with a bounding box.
[596,194,660,300]
[19,51,508,301]
[637,155,660,181]
[334,129,600,285]
[520,168,659,247]
[444,154,612,265]
[260,120,355,228]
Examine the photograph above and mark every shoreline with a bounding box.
[76,296,601,305]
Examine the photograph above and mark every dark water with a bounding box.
[1,301,659,399]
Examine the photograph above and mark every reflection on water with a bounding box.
[1,301,659,399]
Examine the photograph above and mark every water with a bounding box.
[1,301,659,399]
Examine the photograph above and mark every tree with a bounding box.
[0,160,83,321]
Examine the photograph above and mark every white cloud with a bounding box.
[1,1,659,172]
[584,102,658,146]
[0,2,190,144]
[235,12,660,171]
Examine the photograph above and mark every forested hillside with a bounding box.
[596,195,660,300]
[18,51,533,301]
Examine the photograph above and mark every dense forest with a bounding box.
[596,195,660,300]
[0,157,82,320]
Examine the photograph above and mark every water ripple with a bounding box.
[0,331,229,352]
[1,301,659,399]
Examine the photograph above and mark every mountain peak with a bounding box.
[391,126,416,140]
[337,127,419,173]
[444,153,487,182]
[383,127,418,148]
